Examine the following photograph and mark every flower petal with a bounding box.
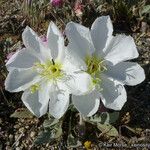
[5,68,40,92]
[100,75,127,110]
[49,84,69,119]
[104,35,139,65]
[6,48,39,71]
[91,16,113,56]
[105,62,145,86]
[65,45,87,70]
[65,71,94,95]
[22,26,51,61]
[62,56,82,74]
[65,22,95,59]
[47,22,65,62]
[72,90,100,116]
[22,82,51,117]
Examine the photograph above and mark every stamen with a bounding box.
[85,55,107,88]
[85,55,106,76]
[33,60,64,81]
[30,83,40,93]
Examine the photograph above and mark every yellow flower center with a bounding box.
[85,55,106,76]
[34,60,64,81]
[30,60,63,93]
[85,55,106,88]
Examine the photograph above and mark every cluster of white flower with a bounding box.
[5,16,145,119]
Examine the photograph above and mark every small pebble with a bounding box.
[19,127,25,133]
[14,125,20,129]
[6,146,11,150]
[25,126,29,129]
[30,131,36,138]
[16,147,21,150]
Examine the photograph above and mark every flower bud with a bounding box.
[74,0,83,17]
[50,0,63,7]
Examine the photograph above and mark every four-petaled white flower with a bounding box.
[5,22,93,118]
[65,16,145,116]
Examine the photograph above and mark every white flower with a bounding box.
[65,16,145,116]
[5,22,93,118]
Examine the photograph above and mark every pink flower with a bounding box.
[51,0,63,7]
[74,0,83,17]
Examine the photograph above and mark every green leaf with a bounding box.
[34,129,53,145]
[97,123,119,137]
[84,112,119,124]
[10,108,33,118]
[84,114,102,124]
[100,113,109,124]
[101,112,119,124]
[38,114,63,145]
[35,123,63,145]
[43,117,59,128]
[109,112,120,124]
[67,134,82,148]
[53,127,62,139]
[141,5,150,15]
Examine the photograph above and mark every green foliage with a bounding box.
[43,116,60,128]
[107,112,120,124]
[22,0,50,27]
[10,108,33,118]
[97,123,119,137]
[112,0,133,21]
[139,5,150,24]
[140,5,150,22]
[67,133,82,148]
[84,112,119,124]
[34,125,63,145]
[84,112,119,137]
[141,5,150,15]
[85,114,103,124]
[34,115,63,145]
[106,0,143,7]
[34,125,62,145]
[34,129,54,144]
[123,0,139,7]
